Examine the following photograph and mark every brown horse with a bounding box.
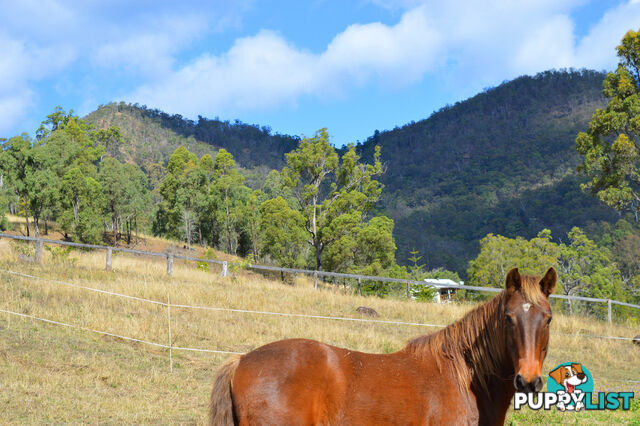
[209,267,556,425]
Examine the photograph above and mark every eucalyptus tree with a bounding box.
[281,128,384,276]
[210,149,245,253]
[0,135,34,235]
[576,29,640,220]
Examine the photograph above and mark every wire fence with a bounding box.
[0,243,640,383]
[2,232,639,324]
[1,266,639,388]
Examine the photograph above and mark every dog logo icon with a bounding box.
[547,363,593,411]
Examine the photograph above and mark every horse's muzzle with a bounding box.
[514,374,543,393]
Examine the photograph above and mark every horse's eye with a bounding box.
[546,316,552,325]
[505,314,515,325]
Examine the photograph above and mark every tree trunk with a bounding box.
[24,196,30,237]
[225,203,232,254]
[315,242,322,271]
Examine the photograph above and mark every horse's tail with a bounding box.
[209,355,241,426]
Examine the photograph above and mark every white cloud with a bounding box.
[92,15,208,78]
[0,0,249,135]
[128,6,445,116]
[0,30,74,134]
[2,0,640,134]
[574,1,640,70]
[512,15,577,74]
[133,1,597,117]
[0,90,34,136]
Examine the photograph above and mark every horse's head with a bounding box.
[503,267,556,393]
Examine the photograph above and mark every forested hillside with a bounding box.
[85,103,299,171]
[356,70,618,272]
[83,70,621,274]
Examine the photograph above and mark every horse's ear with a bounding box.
[539,267,557,297]
[505,268,521,292]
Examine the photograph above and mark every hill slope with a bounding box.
[84,102,299,171]
[85,70,618,274]
[357,70,617,272]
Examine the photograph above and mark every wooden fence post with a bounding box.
[293,272,297,286]
[220,261,228,278]
[34,239,43,265]
[313,271,318,290]
[607,299,612,324]
[105,248,112,271]
[357,278,361,296]
[406,282,410,299]
[167,254,174,276]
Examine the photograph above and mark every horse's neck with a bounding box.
[456,297,515,423]
[467,308,514,425]
[471,364,516,425]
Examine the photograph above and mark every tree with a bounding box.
[557,227,623,316]
[93,126,124,159]
[154,146,198,241]
[60,167,104,242]
[576,29,640,220]
[467,230,560,288]
[98,157,150,244]
[282,128,384,281]
[0,135,34,235]
[210,149,245,253]
[407,250,426,280]
[259,197,308,269]
[242,190,266,259]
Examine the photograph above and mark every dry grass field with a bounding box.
[0,231,639,424]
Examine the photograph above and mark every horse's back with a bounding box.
[231,338,472,425]
[232,338,348,425]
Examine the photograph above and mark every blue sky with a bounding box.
[1,0,639,146]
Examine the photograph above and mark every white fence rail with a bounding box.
[1,233,640,325]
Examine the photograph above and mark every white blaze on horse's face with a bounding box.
[522,303,531,313]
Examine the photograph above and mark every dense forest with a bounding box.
[356,69,619,271]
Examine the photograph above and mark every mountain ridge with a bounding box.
[84,69,618,274]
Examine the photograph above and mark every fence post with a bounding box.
[34,239,43,265]
[105,247,112,271]
[167,293,173,373]
[167,254,174,276]
[357,278,361,296]
[293,272,297,286]
[313,271,318,290]
[220,261,228,278]
[607,299,612,324]
[406,282,410,299]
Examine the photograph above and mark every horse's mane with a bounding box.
[404,275,544,391]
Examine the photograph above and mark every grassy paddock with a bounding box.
[0,240,639,424]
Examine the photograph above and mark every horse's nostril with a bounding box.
[514,374,526,392]
[514,375,542,393]
[533,376,543,392]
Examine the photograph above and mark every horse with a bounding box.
[208,267,556,425]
